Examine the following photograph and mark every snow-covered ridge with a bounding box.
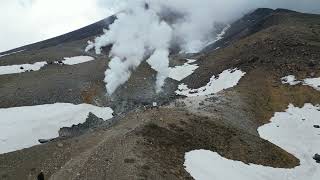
[184,104,320,180]
[0,50,25,58]
[169,59,199,81]
[281,75,320,91]
[0,56,95,76]
[176,69,246,97]
[205,24,231,47]
[0,103,113,154]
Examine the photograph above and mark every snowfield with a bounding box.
[176,69,246,97]
[168,59,199,81]
[281,75,320,91]
[184,104,320,180]
[0,103,113,154]
[0,62,47,75]
[56,56,95,65]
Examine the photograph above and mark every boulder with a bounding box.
[37,172,44,180]
[313,154,320,163]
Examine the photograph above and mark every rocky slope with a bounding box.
[0,8,320,180]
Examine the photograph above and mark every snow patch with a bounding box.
[281,75,301,85]
[0,62,47,75]
[0,56,95,76]
[0,50,25,58]
[55,56,95,65]
[176,69,246,97]
[304,78,320,91]
[0,103,113,154]
[169,59,199,81]
[281,75,320,91]
[184,104,320,180]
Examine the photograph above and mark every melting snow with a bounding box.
[0,50,25,58]
[281,75,320,91]
[0,62,47,75]
[0,103,113,154]
[281,75,301,85]
[304,78,320,91]
[176,69,246,97]
[184,104,320,180]
[56,56,95,65]
[169,59,199,81]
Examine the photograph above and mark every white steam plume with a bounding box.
[86,0,320,94]
[87,0,173,94]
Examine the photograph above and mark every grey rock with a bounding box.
[175,101,186,108]
[313,154,320,163]
[58,112,105,138]
[57,143,64,148]
[308,60,317,67]
[38,139,54,144]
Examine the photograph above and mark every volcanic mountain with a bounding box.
[0,8,320,180]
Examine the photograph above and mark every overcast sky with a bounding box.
[0,0,119,52]
[0,0,319,53]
